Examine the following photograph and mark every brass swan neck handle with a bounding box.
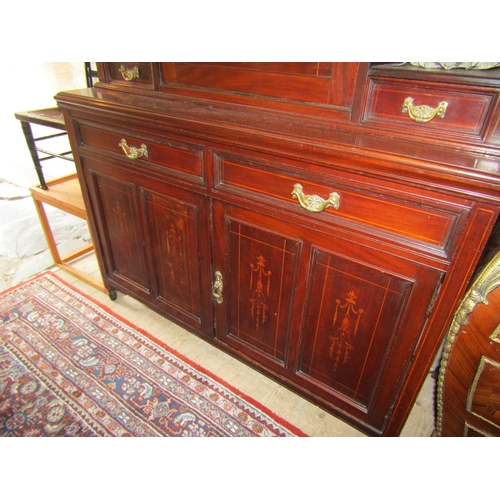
[402,97,448,123]
[291,183,340,213]
[119,139,148,160]
[119,65,140,81]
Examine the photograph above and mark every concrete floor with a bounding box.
[0,179,91,291]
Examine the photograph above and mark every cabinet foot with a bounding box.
[108,288,117,301]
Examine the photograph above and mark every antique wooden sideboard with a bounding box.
[55,62,500,436]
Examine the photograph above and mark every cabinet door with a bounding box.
[295,244,442,432]
[82,157,213,338]
[85,166,150,294]
[212,201,444,433]
[141,185,213,337]
[212,201,304,370]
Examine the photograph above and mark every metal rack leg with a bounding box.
[20,120,48,190]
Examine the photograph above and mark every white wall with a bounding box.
[0,63,88,187]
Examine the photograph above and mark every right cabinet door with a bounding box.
[212,200,444,434]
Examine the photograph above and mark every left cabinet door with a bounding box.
[81,156,214,338]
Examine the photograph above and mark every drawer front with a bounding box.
[103,62,157,89]
[77,120,206,184]
[364,78,495,140]
[213,150,469,257]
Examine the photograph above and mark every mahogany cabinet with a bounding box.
[56,62,500,436]
[73,119,213,338]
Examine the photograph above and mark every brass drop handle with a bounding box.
[291,183,340,213]
[119,65,140,81]
[402,97,448,123]
[119,139,148,160]
[213,271,224,304]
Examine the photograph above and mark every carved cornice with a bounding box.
[435,249,500,436]
[405,62,500,71]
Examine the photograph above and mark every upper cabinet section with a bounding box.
[95,63,500,145]
[96,62,368,122]
[159,62,361,107]
[92,62,500,178]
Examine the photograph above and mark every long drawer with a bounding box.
[212,149,471,258]
[75,120,206,185]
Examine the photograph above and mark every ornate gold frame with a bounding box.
[435,249,500,435]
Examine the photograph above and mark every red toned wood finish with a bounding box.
[364,78,496,141]
[212,148,470,258]
[77,120,206,184]
[211,201,443,431]
[97,62,159,91]
[363,64,500,148]
[81,153,213,338]
[56,63,500,436]
[437,248,500,436]
[160,62,359,107]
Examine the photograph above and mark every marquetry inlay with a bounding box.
[163,222,183,280]
[249,255,272,332]
[329,291,364,372]
[111,200,134,263]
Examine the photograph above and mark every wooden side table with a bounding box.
[15,107,106,293]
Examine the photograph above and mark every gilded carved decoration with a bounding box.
[490,323,500,344]
[435,250,500,436]
[466,356,500,429]
[401,62,500,70]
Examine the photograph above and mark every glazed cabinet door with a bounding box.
[81,156,213,338]
[212,200,444,434]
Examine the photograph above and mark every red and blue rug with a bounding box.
[0,273,305,437]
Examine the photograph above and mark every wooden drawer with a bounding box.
[99,62,158,90]
[213,149,470,257]
[364,77,496,140]
[76,120,205,185]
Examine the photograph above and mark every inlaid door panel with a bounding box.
[213,200,443,431]
[296,244,443,431]
[87,169,149,292]
[82,157,213,338]
[299,249,412,407]
[213,202,302,368]
[141,187,212,336]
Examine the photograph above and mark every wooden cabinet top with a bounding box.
[56,62,500,203]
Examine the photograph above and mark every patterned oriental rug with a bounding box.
[0,273,305,437]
